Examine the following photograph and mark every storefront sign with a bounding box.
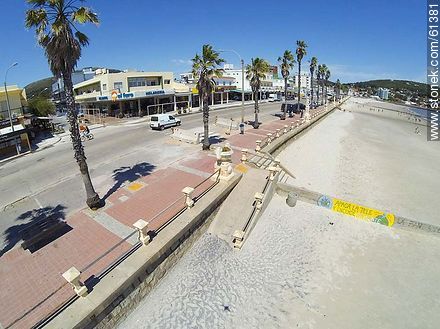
[98,96,109,101]
[145,90,165,96]
[117,92,135,99]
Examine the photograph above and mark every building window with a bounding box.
[114,82,123,91]
[164,79,170,84]
[102,83,107,91]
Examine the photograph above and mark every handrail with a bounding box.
[261,151,296,179]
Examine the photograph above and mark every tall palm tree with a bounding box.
[335,79,342,101]
[318,64,326,105]
[295,40,308,117]
[26,0,102,209]
[191,44,224,150]
[277,50,295,119]
[324,66,331,104]
[309,57,318,108]
[246,58,270,129]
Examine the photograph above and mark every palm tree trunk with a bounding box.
[63,71,102,209]
[202,92,210,150]
[310,72,314,107]
[297,62,302,117]
[253,90,259,129]
[283,77,288,119]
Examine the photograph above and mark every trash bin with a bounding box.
[239,123,245,135]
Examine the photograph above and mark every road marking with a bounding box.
[34,198,43,209]
[235,163,249,173]
[127,182,144,192]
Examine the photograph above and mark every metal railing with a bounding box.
[20,168,222,329]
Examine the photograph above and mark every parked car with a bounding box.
[150,114,181,130]
[280,102,306,114]
[268,93,281,102]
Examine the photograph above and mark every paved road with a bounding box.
[0,102,282,246]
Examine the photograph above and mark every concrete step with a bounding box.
[208,166,268,247]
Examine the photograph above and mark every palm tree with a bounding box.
[25,0,102,209]
[324,66,331,104]
[191,44,224,150]
[277,50,295,119]
[246,58,270,129]
[335,79,342,101]
[309,57,318,108]
[295,40,308,117]
[318,64,326,105]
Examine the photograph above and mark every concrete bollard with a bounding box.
[267,133,273,143]
[283,125,289,134]
[255,140,262,153]
[268,165,281,181]
[241,149,248,163]
[62,267,88,297]
[254,192,264,210]
[296,122,299,128]
[182,187,195,209]
[274,157,281,170]
[233,230,245,249]
[275,129,281,138]
[133,219,150,245]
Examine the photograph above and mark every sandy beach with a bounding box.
[118,98,440,329]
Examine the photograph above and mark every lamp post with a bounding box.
[4,62,18,132]
[219,49,245,123]
[30,87,48,99]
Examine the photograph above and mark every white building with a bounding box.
[73,70,190,116]
[293,73,312,91]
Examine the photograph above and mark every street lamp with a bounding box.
[4,62,18,132]
[219,49,245,123]
[30,87,49,99]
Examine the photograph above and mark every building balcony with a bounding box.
[75,91,102,101]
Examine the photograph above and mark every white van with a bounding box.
[150,114,181,130]
[268,93,280,102]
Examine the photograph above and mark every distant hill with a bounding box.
[345,79,427,98]
[25,77,54,99]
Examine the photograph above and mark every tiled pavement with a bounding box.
[0,107,326,328]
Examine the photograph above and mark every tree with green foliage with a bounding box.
[295,40,308,116]
[191,44,224,150]
[28,96,55,117]
[246,58,270,129]
[335,79,342,101]
[25,0,102,209]
[278,50,295,119]
[318,64,327,105]
[309,57,318,107]
[324,67,331,104]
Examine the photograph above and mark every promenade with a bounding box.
[118,98,440,329]
[0,104,323,328]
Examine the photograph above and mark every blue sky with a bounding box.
[0,0,425,87]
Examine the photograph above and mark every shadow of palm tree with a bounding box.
[102,162,155,201]
[1,205,67,257]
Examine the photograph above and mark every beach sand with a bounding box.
[118,98,440,329]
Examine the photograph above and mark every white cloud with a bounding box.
[171,59,192,65]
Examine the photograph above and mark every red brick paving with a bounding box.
[0,105,328,328]
[0,212,130,329]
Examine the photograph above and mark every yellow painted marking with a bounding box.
[331,198,394,227]
[235,163,249,174]
[127,182,144,192]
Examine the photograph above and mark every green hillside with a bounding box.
[24,77,54,99]
[345,79,427,98]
